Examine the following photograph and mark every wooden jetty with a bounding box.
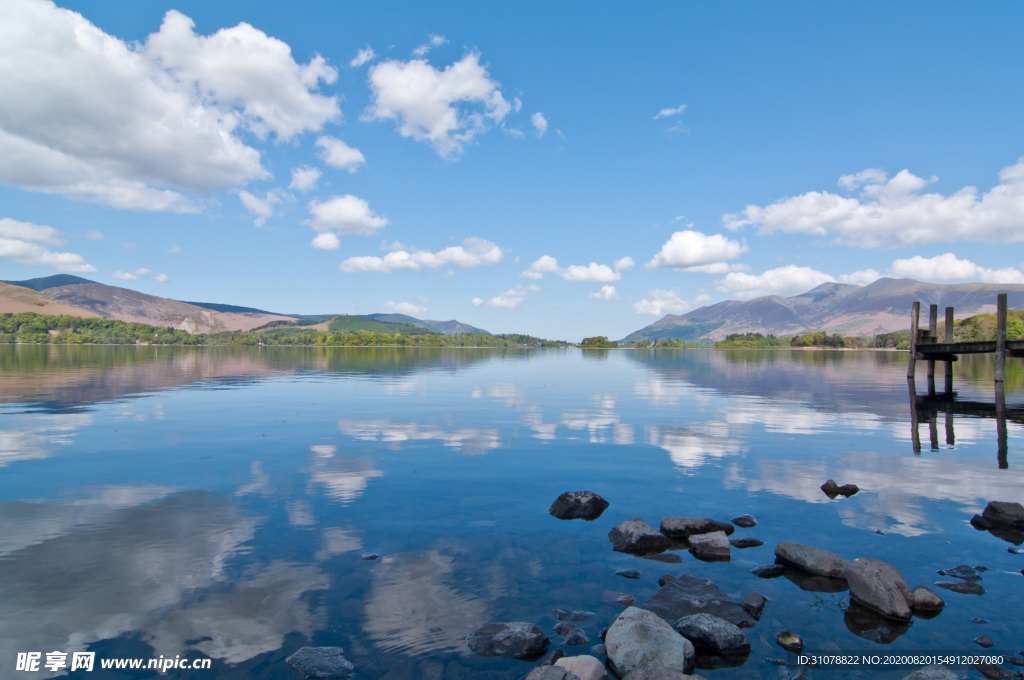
[908,293,1024,384]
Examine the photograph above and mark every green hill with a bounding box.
[326,315,438,335]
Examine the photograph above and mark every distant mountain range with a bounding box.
[0,275,490,336]
[621,278,1024,344]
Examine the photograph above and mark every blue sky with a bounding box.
[2,1,1023,341]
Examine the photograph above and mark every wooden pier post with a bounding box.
[908,377,921,454]
[907,301,920,379]
[996,380,1007,469]
[944,306,954,393]
[927,304,938,380]
[995,293,1007,383]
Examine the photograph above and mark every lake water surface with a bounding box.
[1,346,1023,679]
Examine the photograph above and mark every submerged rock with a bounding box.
[752,564,785,578]
[902,665,959,680]
[467,622,549,658]
[982,500,1024,528]
[776,631,803,654]
[658,574,676,587]
[526,666,581,680]
[935,581,985,595]
[659,517,734,539]
[845,557,913,621]
[549,491,610,521]
[731,515,757,528]
[555,622,589,646]
[675,613,751,655]
[688,531,731,561]
[616,569,641,579]
[555,655,607,680]
[554,609,595,621]
[937,565,982,582]
[621,663,706,680]
[844,601,911,643]
[609,519,671,555]
[774,541,849,578]
[605,606,694,677]
[730,537,764,549]
[911,586,945,612]
[602,590,635,606]
[974,663,1018,679]
[975,636,995,648]
[642,574,755,628]
[286,647,355,679]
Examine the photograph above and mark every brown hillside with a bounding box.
[0,282,100,317]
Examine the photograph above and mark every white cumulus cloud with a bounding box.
[647,230,749,272]
[316,136,366,172]
[311,233,340,250]
[837,269,882,285]
[614,256,635,271]
[717,265,836,300]
[522,255,628,282]
[366,52,512,158]
[111,267,168,282]
[890,253,1024,284]
[0,217,95,272]
[472,284,539,310]
[289,166,321,192]
[412,34,448,57]
[340,237,503,273]
[589,285,619,301]
[237,189,282,227]
[633,290,691,316]
[383,301,428,315]
[0,2,339,211]
[724,158,1024,247]
[531,112,548,139]
[653,104,687,120]
[308,195,389,244]
[350,46,376,68]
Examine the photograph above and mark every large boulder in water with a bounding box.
[688,531,731,561]
[555,655,607,680]
[982,501,1024,528]
[774,542,849,578]
[609,519,671,555]
[605,606,694,677]
[285,647,355,679]
[660,517,734,539]
[674,613,751,656]
[467,622,549,658]
[642,574,755,628]
[845,558,913,621]
[549,491,610,521]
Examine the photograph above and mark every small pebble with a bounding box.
[553,609,594,621]
[973,618,989,624]
[590,644,607,656]
[615,569,641,579]
[732,514,757,528]
[875,529,886,535]
[753,564,786,578]
[1009,547,1024,555]
[975,635,995,648]
[777,631,803,654]
[360,553,380,561]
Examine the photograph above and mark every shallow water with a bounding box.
[1,345,1022,679]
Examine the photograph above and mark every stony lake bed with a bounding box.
[1,345,1023,679]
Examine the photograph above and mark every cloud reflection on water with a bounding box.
[338,419,501,455]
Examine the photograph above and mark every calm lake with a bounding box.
[1,345,1022,679]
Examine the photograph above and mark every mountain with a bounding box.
[0,281,101,317]
[366,313,490,336]
[1,275,295,333]
[621,278,1024,343]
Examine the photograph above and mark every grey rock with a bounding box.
[1006,657,1024,666]
[555,655,607,680]
[971,514,993,530]
[837,483,860,496]
[982,500,1024,528]
[935,581,985,595]
[902,665,959,680]
[937,564,982,581]
[973,618,989,624]
[1010,547,1024,555]
[658,574,676,587]
[732,514,757,528]
[659,517,734,539]
[609,519,671,555]
[642,574,756,628]
[640,552,683,564]
[360,553,380,561]
[974,663,1018,679]
[590,644,606,656]
[675,613,751,655]
[910,586,945,612]
[752,564,785,578]
[539,648,566,666]
[739,593,767,620]
[775,541,848,578]
[525,667,581,680]
[776,631,803,654]
[605,606,694,677]
[845,557,913,621]
[730,537,764,549]
[554,609,595,621]
[976,635,995,648]
[467,622,549,658]
[622,663,707,680]
[821,479,860,498]
[549,491,610,521]
[555,622,588,646]
[688,531,731,561]
[616,569,641,579]
[286,647,355,679]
